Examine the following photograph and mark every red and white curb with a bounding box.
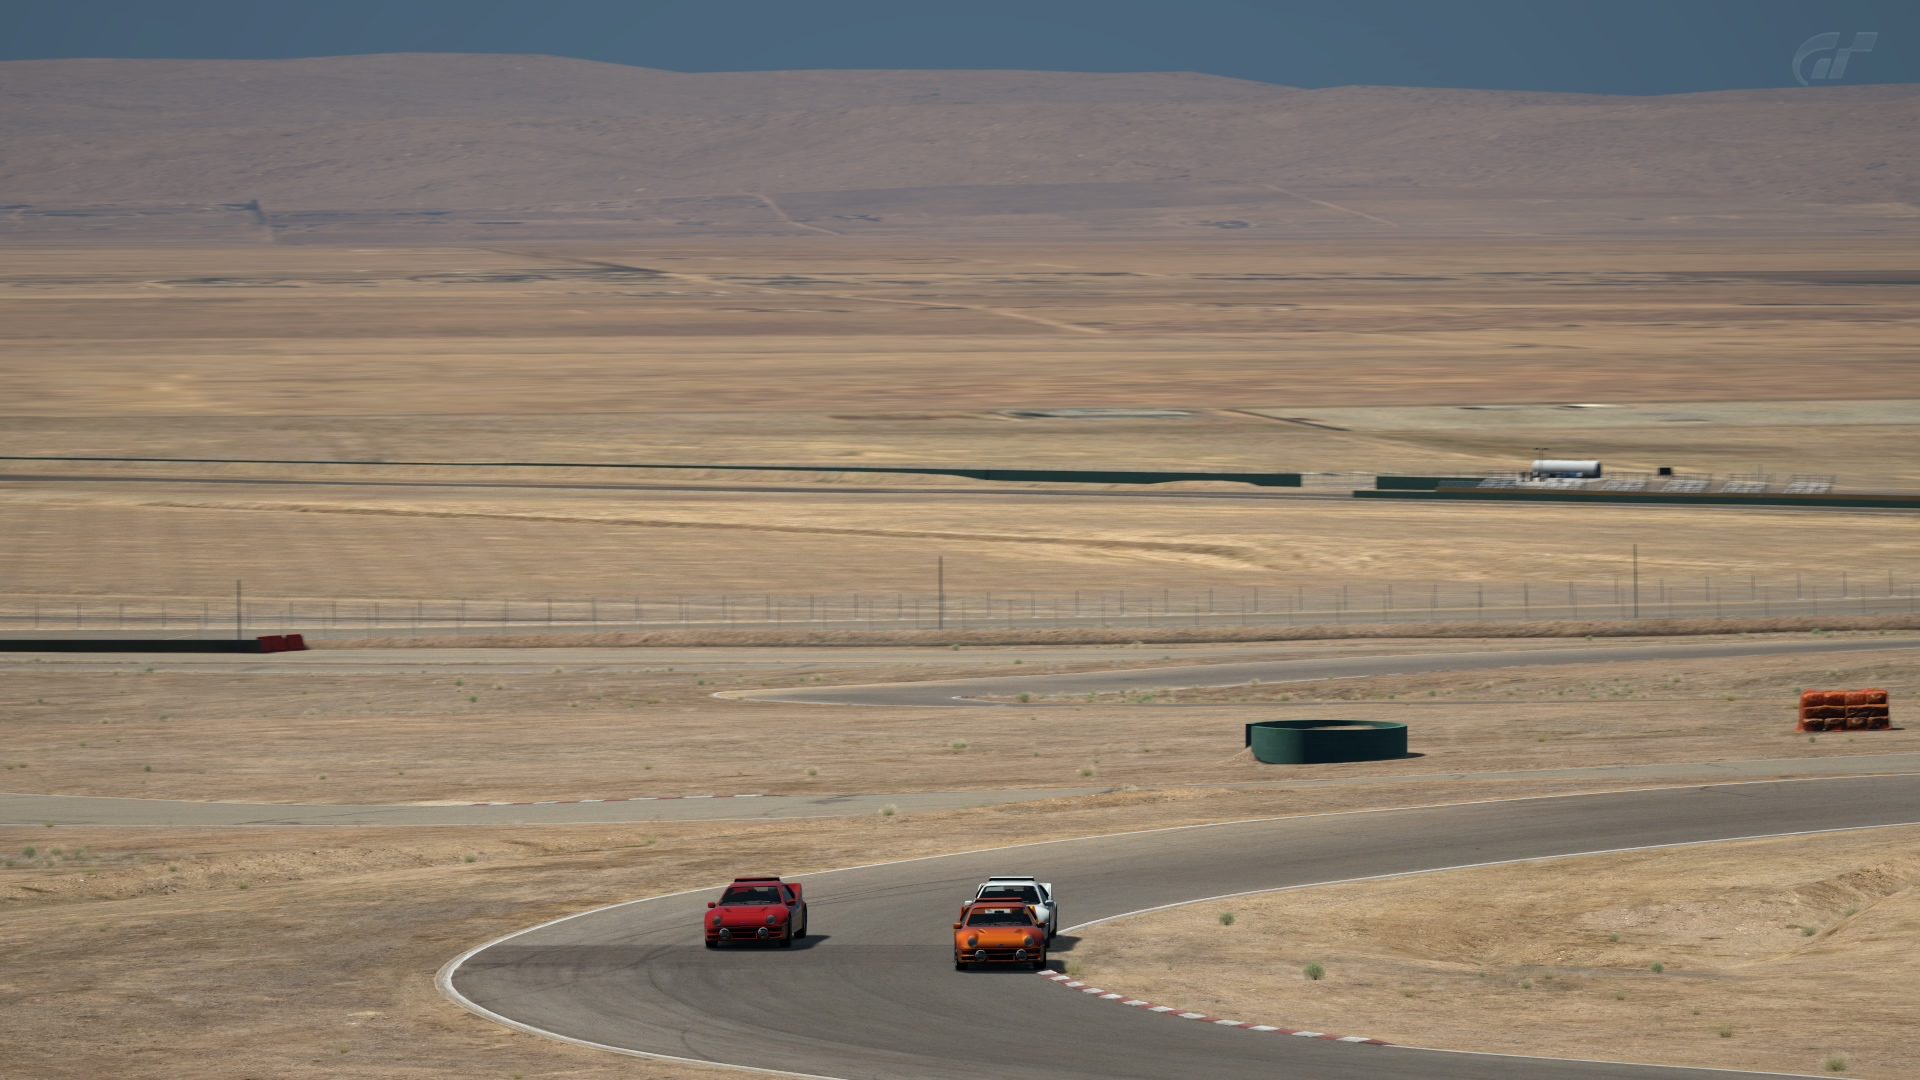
[467,794,766,807]
[1036,971,1387,1046]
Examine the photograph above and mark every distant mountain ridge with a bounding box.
[1,54,1914,220]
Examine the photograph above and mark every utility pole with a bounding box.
[234,579,244,640]
[937,556,946,630]
[1631,545,1639,619]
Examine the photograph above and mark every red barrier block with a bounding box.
[257,635,286,653]
[281,633,308,651]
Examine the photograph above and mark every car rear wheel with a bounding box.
[704,938,718,949]
[794,911,807,940]
[1032,955,1048,970]
[954,958,968,971]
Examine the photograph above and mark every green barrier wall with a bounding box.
[1354,488,1920,510]
[1373,476,1484,491]
[1243,720,1409,764]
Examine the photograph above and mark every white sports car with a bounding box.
[968,876,1057,940]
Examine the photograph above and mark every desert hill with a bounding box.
[1,54,1914,235]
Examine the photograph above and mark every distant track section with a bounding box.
[0,455,1300,487]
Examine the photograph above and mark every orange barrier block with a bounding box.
[1798,689,1894,732]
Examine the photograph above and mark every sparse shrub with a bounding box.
[1608,933,1620,943]
[1219,912,1236,926]
[1615,992,1626,1000]
[1825,1056,1849,1072]
[1718,1025,1734,1038]
[1017,693,1031,703]
[950,741,968,752]
[1079,767,1096,778]
[22,846,34,858]
[1304,963,1325,981]
[467,695,477,703]
[463,854,477,864]
[1801,925,1816,937]
[1651,962,1664,974]
[879,804,896,817]
[1520,979,1533,989]
[142,765,152,772]
[805,767,817,777]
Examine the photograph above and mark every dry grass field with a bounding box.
[3,227,1916,1079]
[6,52,1919,1080]
[2,476,1917,616]
[3,236,1915,622]
[1,640,1913,805]
[1072,826,1920,1078]
[5,239,1919,426]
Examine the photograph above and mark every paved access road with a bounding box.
[735,634,1920,706]
[448,776,1920,1080]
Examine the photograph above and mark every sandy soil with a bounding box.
[0,777,1844,1080]
[1,639,1911,804]
[1071,826,1920,1078]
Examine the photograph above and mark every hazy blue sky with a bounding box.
[6,1,1914,94]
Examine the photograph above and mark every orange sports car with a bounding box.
[953,900,1048,970]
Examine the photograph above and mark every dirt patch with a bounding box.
[1071,826,1920,1078]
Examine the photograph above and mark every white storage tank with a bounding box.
[1530,459,1603,478]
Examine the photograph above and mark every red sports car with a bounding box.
[705,875,808,947]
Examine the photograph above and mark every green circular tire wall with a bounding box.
[1244,720,1408,764]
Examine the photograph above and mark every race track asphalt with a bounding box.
[440,635,1920,1079]
[447,776,1920,1080]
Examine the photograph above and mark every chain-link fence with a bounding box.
[3,569,1915,638]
